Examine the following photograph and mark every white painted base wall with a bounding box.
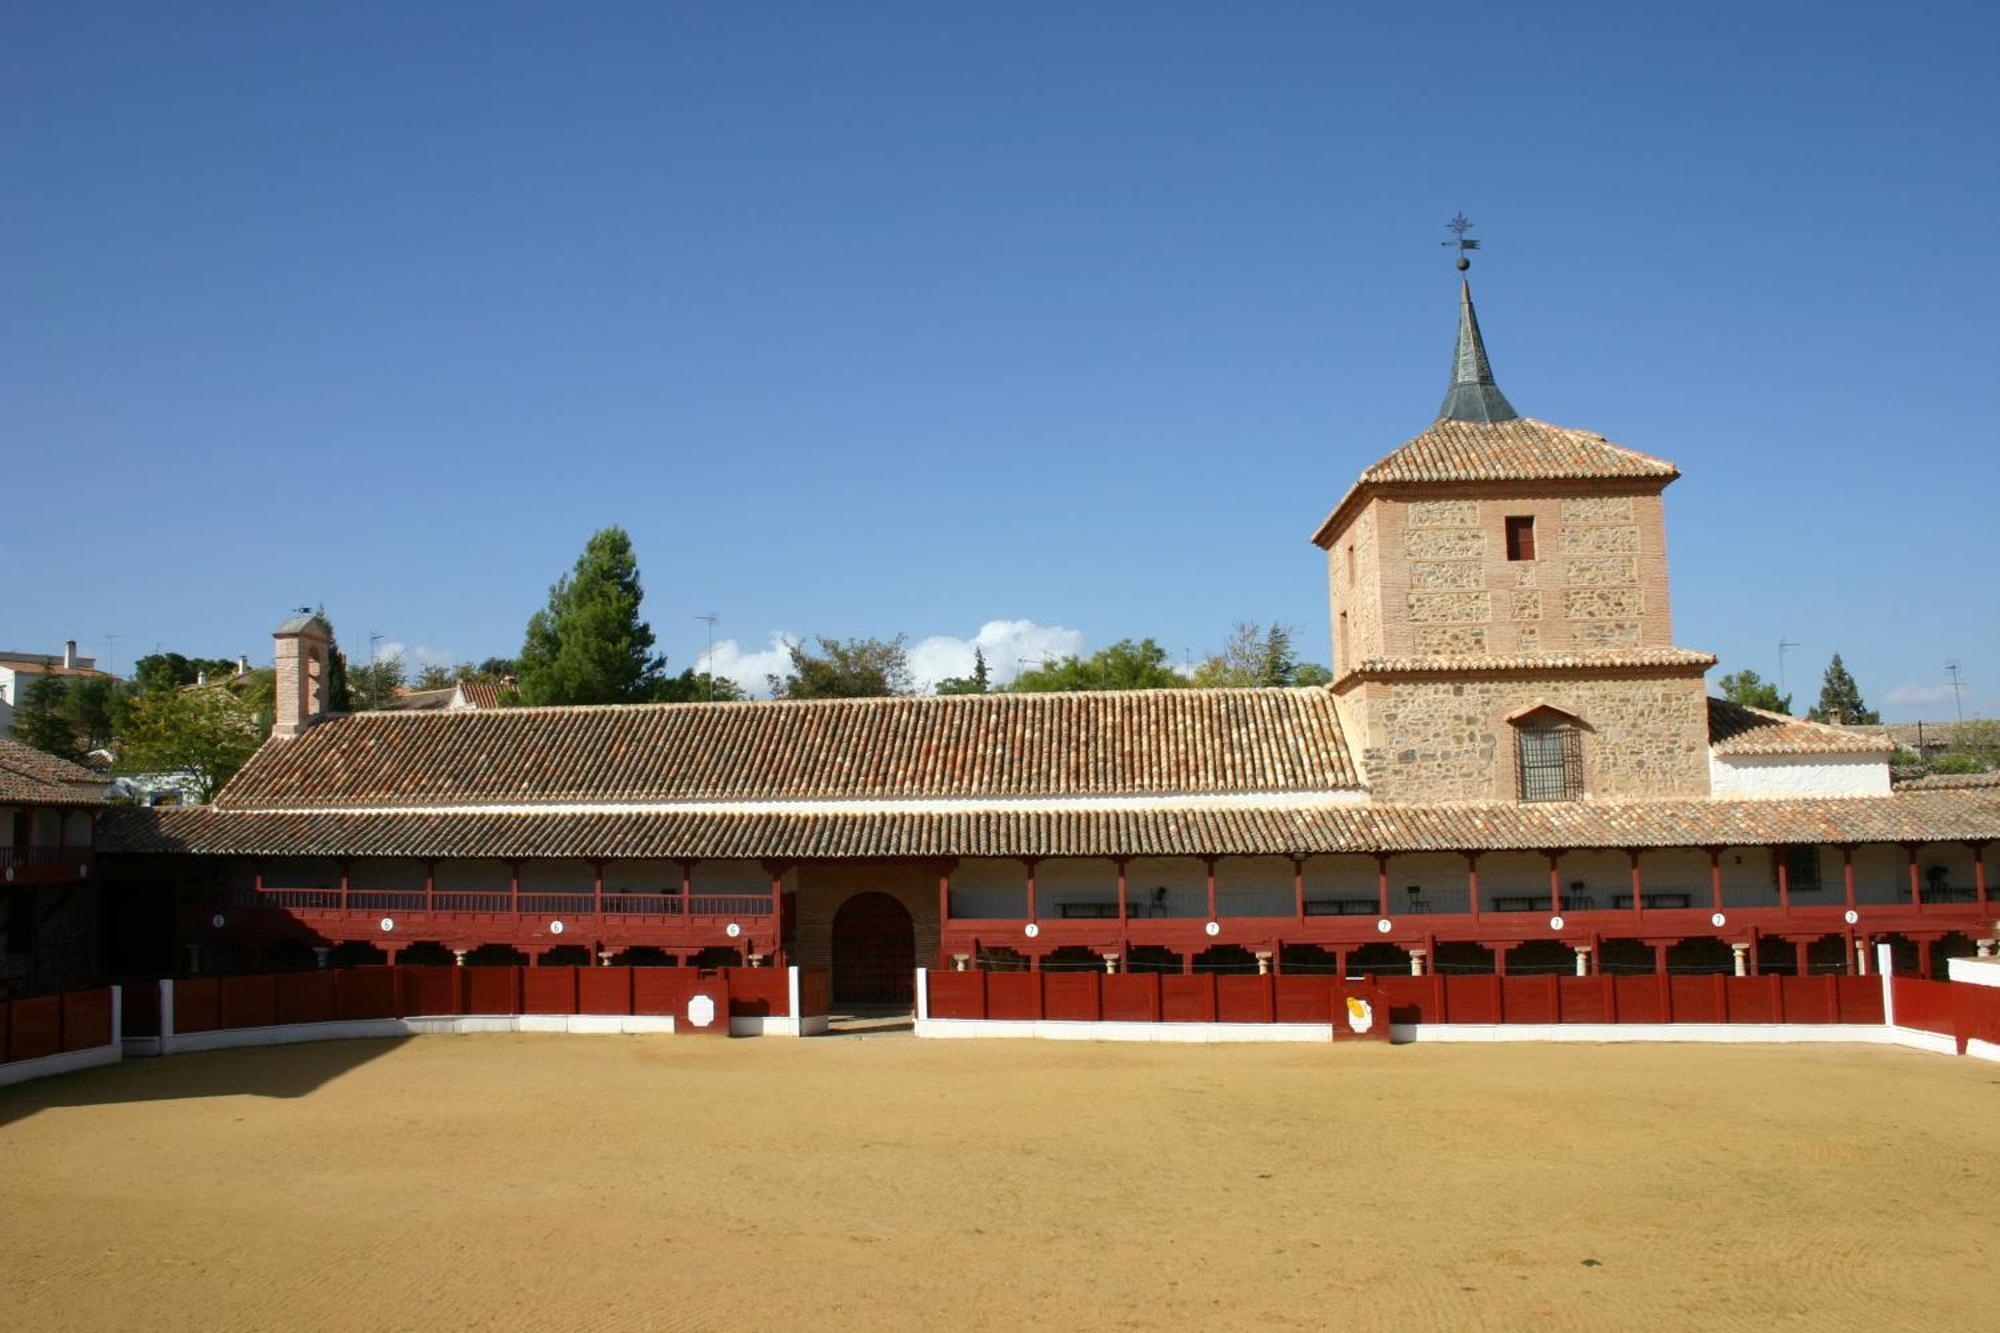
[159,1014,678,1055]
[1390,1022,1957,1054]
[1707,751,1891,799]
[915,1018,1334,1043]
[0,1042,122,1087]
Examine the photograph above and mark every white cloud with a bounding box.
[699,632,802,697]
[375,641,454,668]
[908,620,1086,691]
[699,620,1086,696]
[1886,683,1957,706]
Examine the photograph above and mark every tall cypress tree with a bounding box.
[13,675,81,760]
[513,527,666,705]
[1808,652,1878,724]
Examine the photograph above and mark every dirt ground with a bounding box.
[1,1035,1993,1332]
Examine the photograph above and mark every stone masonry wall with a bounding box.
[1327,504,1384,673]
[791,861,942,972]
[1351,672,1712,803]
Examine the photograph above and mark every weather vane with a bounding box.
[1442,212,1480,271]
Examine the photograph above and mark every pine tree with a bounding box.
[936,646,991,695]
[1256,624,1299,687]
[1718,668,1791,715]
[13,675,81,760]
[1808,652,1879,725]
[513,527,666,705]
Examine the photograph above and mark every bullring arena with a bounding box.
[2,1025,1996,1332]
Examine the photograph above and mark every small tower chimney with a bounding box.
[272,611,335,737]
[63,640,78,668]
[236,653,250,677]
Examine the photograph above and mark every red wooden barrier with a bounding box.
[219,974,279,1030]
[631,968,693,1016]
[986,971,1039,1020]
[1273,975,1332,1023]
[1042,972,1100,1022]
[60,989,113,1052]
[463,966,520,1015]
[336,968,400,1021]
[276,971,337,1026]
[522,967,578,1015]
[797,967,832,1018]
[1958,984,2000,1046]
[8,994,61,1062]
[397,967,458,1016]
[1834,975,1883,1023]
[577,966,633,1016]
[1216,975,1273,1024]
[174,977,221,1033]
[1891,978,1958,1036]
[121,982,161,1038]
[926,970,985,1019]
[1102,973,1160,1022]
[726,968,790,1018]
[1160,974,1216,1023]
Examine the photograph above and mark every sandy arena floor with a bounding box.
[1,1034,1994,1331]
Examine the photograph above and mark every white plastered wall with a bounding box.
[1708,752,1891,799]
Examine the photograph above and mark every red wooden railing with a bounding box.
[0,986,115,1064]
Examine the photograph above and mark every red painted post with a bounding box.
[1842,846,1856,911]
[1975,842,1990,911]
[938,866,950,928]
[1115,857,1130,959]
[1204,857,1217,923]
[340,859,351,913]
[509,861,520,917]
[1794,938,1810,977]
[1629,850,1643,919]
[425,859,436,915]
[1907,844,1923,911]
[254,861,265,893]
[1293,858,1306,924]
[1777,853,1791,916]
[1709,849,1724,912]
[593,859,604,918]
[1465,852,1480,923]
[1375,854,1390,918]
[679,861,693,921]
[1547,852,1563,916]
[1025,858,1038,926]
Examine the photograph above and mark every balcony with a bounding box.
[0,846,93,884]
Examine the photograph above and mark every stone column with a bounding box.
[1102,952,1120,974]
[952,953,970,972]
[597,950,616,967]
[1574,947,1592,977]
[1855,939,1869,976]
[312,946,331,970]
[1977,938,1996,959]
[452,948,468,967]
[1408,948,1427,977]
[1731,943,1749,977]
[1255,951,1273,976]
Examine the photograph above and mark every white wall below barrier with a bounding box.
[159,1013,679,1055]
[915,1018,1333,1043]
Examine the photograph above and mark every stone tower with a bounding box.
[1312,279,1714,804]
[271,612,334,738]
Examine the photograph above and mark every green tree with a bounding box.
[1011,638,1184,692]
[1718,668,1791,715]
[774,636,912,699]
[1293,662,1333,687]
[1190,623,1303,688]
[115,686,264,802]
[131,652,236,693]
[1807,652,1879,725]
[347,654,406,711]
[655,668,747,703]
[514,527,667,706]
[935,647,992,696]
[13,675,81,761]
[65,676,120,749]
[1943,718,2000,770]
[413,663,453,691]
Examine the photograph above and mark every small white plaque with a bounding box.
[686,994,716,1028]
[725,922,742,939]
[550,919,565,935]
[1204,921,1221,937]
[1023,922,1040,938]
[1844,909,1859,925]
[1710,912,1727,928]
[1549,915,1566,931]
[379,917,395,933]
[1376,918,1393,934]
[211,914,226,929]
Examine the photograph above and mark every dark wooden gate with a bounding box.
[831,892,915,1006]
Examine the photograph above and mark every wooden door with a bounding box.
[831,892,915,1006]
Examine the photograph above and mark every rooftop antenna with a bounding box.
[103,632,121,678]
[368,630,385,664]
[695,613,719,701]
[1777,637,1799,703]
[1946,661,1966,724]
[1442,212,1481,272]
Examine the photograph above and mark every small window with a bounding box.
[1781,846,1822,893]
[1337,611,1349,670]
[1515,722,1581,802]
[1345,543,1356,585]
[1505,515,1536,561]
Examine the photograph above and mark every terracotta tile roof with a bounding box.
[1340,649,1716,684]
[100,789,2000,860]
[454,680,505,710]
[1707,699,1896,756]
[1895,771,2000,791]
[212,688,1361,810]
[0,736,109,805]
[1311,418,1679,546]
[380,687,458,712]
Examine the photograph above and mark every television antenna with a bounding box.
[1777,637,1799,700]
[694,613,719,701]
[369,631,385,664]
[103,632,122,678]
[1946,660,1966,724]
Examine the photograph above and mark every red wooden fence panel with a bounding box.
[1610,976,1667,1023]
[463,966,520,1015]
[1891,978,1958,1035]
[1555,977,1607,1023]
[216,975,278,1030]
[121,982,161,1038]
[276,971,337,1026]
[1667,976,1724,1023]
[1500,976,1558,1024]
[576,967,633,1016]
[1274,975,1333,1023]
[1371,975,1430,1023]
[61,989,112,1051]
[727,969,790,1018]
[631,968,692,1017]
[9,995,61,1061]
[522,967,578,1015]
[1959,984,2000,1046]
[797,968,832,1018]
[926,971,985,1020]
[1779,976,1840,1023]
[1102,973,1159,1022]
[1440,975,1501,1023]
[1042,972,1100,1022]
[336,967,401,1020]
[174,977,221,1034]
[398,967,459,1016]
[1215,975,1272,1023]
[985,971,1040,1021]
[1834,975,1884,1024]
[1159,974,1215,1023]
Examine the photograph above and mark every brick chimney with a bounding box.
[63,640,77,668]
[272,612,334,737]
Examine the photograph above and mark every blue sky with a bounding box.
[5,2,1995,717]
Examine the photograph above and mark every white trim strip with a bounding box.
[222,789,1370,818]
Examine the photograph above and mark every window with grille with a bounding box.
[1781,846,1823,893]
[1515,723,1581,801]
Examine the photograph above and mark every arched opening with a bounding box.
[1279,943,1341,974]
[1192,944,1258,974]
[1125,945,1183,974]
[1596,938,1654,975]
[399,941,454,967]
[831,891,915,1006]
[1435,940,1497,974]
[329,940,387,968]
[976,946,1029,972]
[1346,942,1412,977]
[1041,946,1105,972]
[464,943,526,967]
[689,946,743,969]
[1666,938,1731,974]
[1929,933,1978,978]
[264,938,319,971]
[537,945,592,967]
[1505,939,1578,975]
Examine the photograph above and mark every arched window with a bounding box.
[1511,706,1583,802]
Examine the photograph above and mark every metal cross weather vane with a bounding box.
[1442,212,1481,271]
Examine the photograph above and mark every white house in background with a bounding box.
[0,642,117,737]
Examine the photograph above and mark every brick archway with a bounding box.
[831,891,915,1006]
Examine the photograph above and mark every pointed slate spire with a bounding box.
[1437,278,1518,424]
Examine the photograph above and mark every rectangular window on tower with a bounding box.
[1505,516,1536,562]
[1345,543,1356,585]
